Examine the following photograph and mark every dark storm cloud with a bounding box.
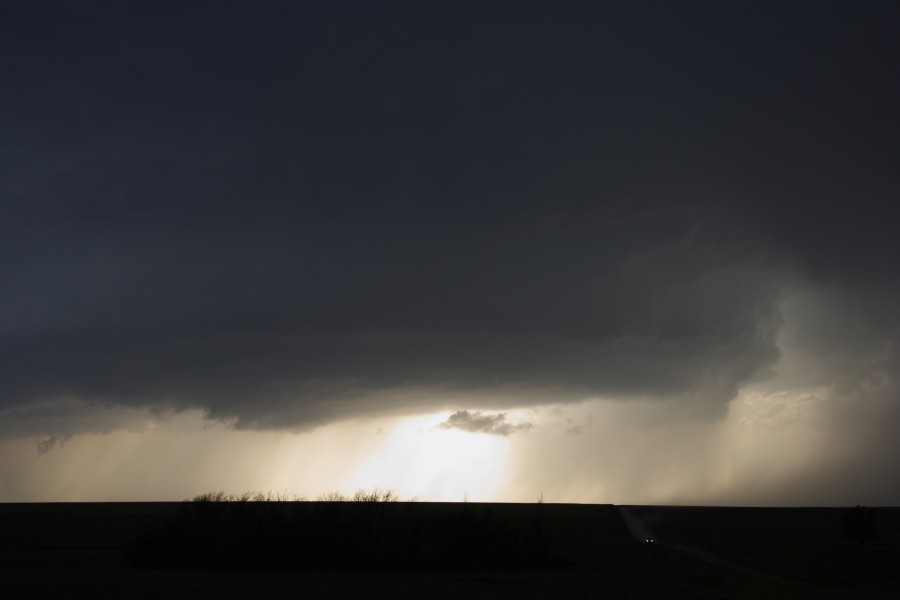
[438,411,532,436]
[1,1,898,437]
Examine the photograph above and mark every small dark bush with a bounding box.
[840,505,878,545]
[127,490,554,571]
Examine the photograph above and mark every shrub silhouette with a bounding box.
[127,489,554,571]
[840,505,878,545]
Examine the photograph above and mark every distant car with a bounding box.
[644,537,655,543]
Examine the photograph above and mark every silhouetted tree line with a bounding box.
[840,505,877,545]
[127,491,554,570]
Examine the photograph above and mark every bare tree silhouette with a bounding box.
[841,505,877,545]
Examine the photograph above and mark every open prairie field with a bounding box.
[624,505,900,597]
[1,502,896,599]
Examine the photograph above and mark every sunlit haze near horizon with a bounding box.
[2,1,899,505]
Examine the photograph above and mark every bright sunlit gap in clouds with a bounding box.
[0,384,895,505]
[350,413,511,502]
[0,409,517,502]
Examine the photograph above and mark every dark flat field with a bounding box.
[1,502,898,599]
[624,505,900,597]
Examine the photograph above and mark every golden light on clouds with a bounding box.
[0,410,517,503]
[1,319,896,506]
[349,413,511,501]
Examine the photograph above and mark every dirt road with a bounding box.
[616,506,796,584]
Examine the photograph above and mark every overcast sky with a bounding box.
[1,0,898,504]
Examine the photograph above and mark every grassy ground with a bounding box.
[0,502,179,547]
[704,542,900,597]
[624,505,900,599]
[1,502,897,599]
[123,500,636,570]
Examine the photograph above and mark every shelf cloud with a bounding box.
[1,1,898,503]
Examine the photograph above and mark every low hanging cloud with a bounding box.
[35,432,72,454]
[438,411,533,436]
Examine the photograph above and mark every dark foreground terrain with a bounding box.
[623,505,900,598]
[1,502,898,599]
